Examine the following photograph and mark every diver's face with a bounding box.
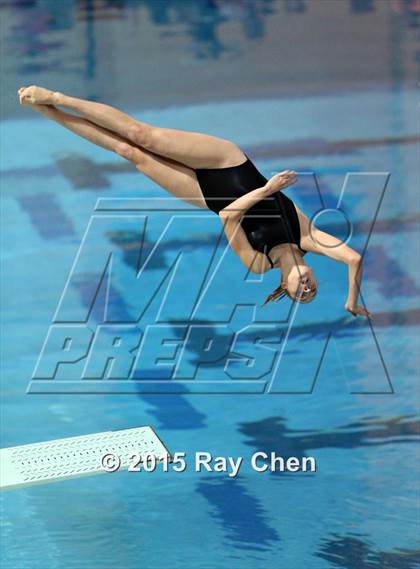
[286,266,317,303]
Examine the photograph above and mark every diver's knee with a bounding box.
[115,142,147,168]
[127,124,154,149]
[115,142,134,160]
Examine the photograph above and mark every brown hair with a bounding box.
[262,285,287,306]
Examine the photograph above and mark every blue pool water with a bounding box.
[1,1,419,568]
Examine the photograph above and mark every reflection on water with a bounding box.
[239,415,419,470]
[2,0,418,117]
[317,534,420,569]
[160,309,418,379]
[197,477,280,552]
[137,393,207,430]
[17,191,76,239]
[5,0,277,63]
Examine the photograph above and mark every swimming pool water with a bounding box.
[1,1,419,568]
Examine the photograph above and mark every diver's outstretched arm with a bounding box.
[302,227,371,319]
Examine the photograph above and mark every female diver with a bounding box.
[18,85,371,318]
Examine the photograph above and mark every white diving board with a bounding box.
[0,426,170,491]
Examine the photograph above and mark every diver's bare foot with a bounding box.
[18,85,61,106]
[16,90,52,116]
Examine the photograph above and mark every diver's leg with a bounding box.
[125,124,246,170]
[115,143,208,208]
[18,85,246,169]
[20,99,208,208]
[23,101,127,152]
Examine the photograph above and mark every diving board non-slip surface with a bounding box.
[0,426,170,491]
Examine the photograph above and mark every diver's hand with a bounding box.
[345,302,372,320]
[264,170,297,195]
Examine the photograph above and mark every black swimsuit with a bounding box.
[195,156,305,267]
